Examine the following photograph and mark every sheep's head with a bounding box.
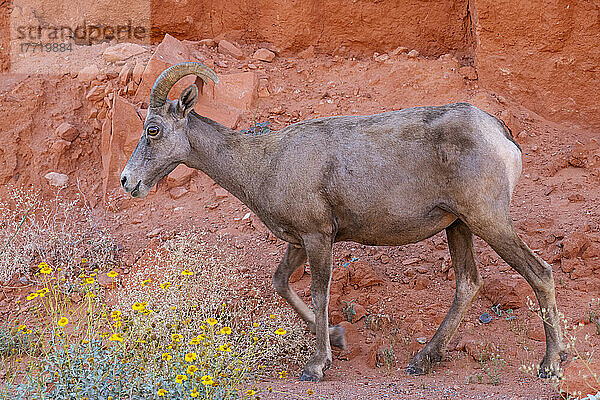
[120,63,219,198]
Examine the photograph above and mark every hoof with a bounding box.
[329,325,347,349]
[299,372,322,382]
[406,364,427,376]
[537,351,568,379]
[407,349,442,376]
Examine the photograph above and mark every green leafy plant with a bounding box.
[341,300,356,323]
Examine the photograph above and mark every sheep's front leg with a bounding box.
[299,234,334,382]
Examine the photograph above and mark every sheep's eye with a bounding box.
[147,126,160,136]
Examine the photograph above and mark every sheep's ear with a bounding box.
[177,84,198,118]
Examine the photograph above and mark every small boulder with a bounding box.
[169,186,188,199]
[252,48,275,62]
[482,275,534,309]
[167,164,195,188]
[352,302,367,322]
[563,232,591,259]
[407,49,420,58]
[86,85,106,102]
[77,65,100,82]
[412,275,430,290]
[349,260,383,288]
[132,61,145,84]
[218,40,243,59]
[390,46,408,56]
[55,122,79,142]
[199,38,217,47]
[337,321,362,360]
[119,63,133,85]
[459,65,478,80]
[102,43,146,63]
[44,172,68,187]
[214,187,229,200]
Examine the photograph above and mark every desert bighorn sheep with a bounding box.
[121,62,567,382]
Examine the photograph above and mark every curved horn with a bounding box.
[149,62,219,108]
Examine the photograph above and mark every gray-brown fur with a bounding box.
[121,63,566,382]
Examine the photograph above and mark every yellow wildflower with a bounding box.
[110,310,121,319]
[252,322,260,328]
[81,258,88,264]
[279,370,288,378]
[206,318,217,326]
[190,337,201,345]
[269,314,276,319]
[157,388,166,397]
[187,364,198,375]
[218,343,232,352]
[142,278,151,286]
[161,352,172,361]
[39,263,52,274]
[26,293,39,301]
[185,352,197,362]
[84,277,95,285]
[171,333,183,342]
[109,333,123,342]
[132,302,145,311]
[58,317,69,327]
[220,326,232,335]
[37,288,49,296]
[201,375,214,386]
[107,271,118,278]
[175,374,188,384]
[181,269,193,276]
[160,282,171,290]
[246,389,256,396]
[191,388,199,398]
[274,328,287,336]
[307,389,314,395]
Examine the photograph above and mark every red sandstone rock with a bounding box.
[563,232,591,259]
[482,275,534,309]
[101,96,143,195]
[55,122,79,142]
[133,34,196,105]
[218,40,244,59]
[167,164,195,188]
[348,260,383,288]
[252,48,276,62]
[337,321,362,360]
[169,186,188,199]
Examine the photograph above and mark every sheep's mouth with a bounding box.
[131,181,142,197]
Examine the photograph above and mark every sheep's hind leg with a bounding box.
[273,243,346,350]
[466,215,567,378]
[407,219,481,375]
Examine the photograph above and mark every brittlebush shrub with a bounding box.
[0,192,312,399]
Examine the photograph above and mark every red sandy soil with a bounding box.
[1,28,600,400]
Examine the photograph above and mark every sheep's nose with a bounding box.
[121,175,127,188]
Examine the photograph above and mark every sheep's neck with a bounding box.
[186,113,275,208]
